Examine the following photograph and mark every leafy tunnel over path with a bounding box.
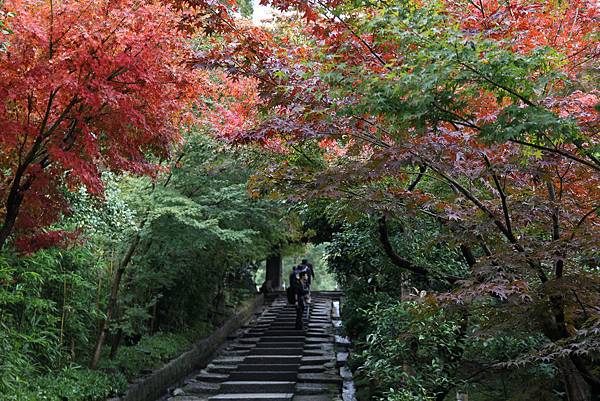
[0,0,599,400]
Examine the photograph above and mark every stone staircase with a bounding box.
[163,294,344,401]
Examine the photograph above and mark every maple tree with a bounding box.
[0,0,205,251]
[199,0,600,399]
[1,0,598,397]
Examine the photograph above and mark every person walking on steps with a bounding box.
[300,258,315,291]
[291,269,309,330]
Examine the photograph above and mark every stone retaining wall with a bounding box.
[109,294,264,401]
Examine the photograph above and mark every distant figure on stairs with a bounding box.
[300,258,315,290]
[289,267,310,330]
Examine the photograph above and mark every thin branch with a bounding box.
[571,289,589,320]
[509,139,600,172]
[457,60,536,107]
[290,143,319,166]
[44,95,81,138]
[547,178,563,281]
[483,154,514,240]
[407,164,426,191]
[39,88,60,138]
[428,162,515,244]
[314,0,391,71]
[163,151,186,188]
[377,215,429,277]
[423,158,548,282]
[569,205,600,241]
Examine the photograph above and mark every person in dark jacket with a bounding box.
[301,258,315,288]
[294,270,309,330]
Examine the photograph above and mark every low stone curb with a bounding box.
[108,294,264,401]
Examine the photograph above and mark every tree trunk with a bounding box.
[558,359,592,401]
[0,132,47,250]
[109,328,124,359]
[0,170,32,250]
[542,299,599,401]
[90,228,143,369]
[150,300,158,335]
[265,251,283,289]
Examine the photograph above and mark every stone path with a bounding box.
[162,294,347,401]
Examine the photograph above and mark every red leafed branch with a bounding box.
[0,0,204,250]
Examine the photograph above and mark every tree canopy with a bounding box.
[198,0,599,399]
[0,0,598,399]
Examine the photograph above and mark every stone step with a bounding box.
[219,381,295,393]
[303,344,324,350]
[182,381,221,394]
[292,395,334,401]
[221,350,250,356]
[303,349,326,356]
[298,365,326,373]
[237,363,299,372]
[196,372,230,383]
[212,357,244,365]
[258,336,304,343]
[251,327,306,336]
[248,348,303,356]
[231,344,255,350]
[260,330,306,336]
[243,355,301,365]
[207,365,238,374]
[208,393,294,401]
[297,373,343,387]
[240,337,260,344]
[301,356,332,365]
[255,342,304,348]
[303,332,331,338]
[265,312,296,316]
[295,383,334,395]
[306,337,332,344]
[228,371,298,381]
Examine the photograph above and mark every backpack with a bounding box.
[287,272,299,305]
[286,285,296,305]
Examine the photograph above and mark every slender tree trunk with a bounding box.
[0,123,51,250]
[558,359,592,401]
[0,168,33,250]
[90,227,143,369]
[543,303,599,401]
[150,301,158,335]
[109,327,124,359]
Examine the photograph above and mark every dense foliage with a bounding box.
[1,0,598,400]
[0,133,296,398]
[0,0,204,251]
[197,0,599,399]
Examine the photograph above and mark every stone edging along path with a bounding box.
[108,295,265,401]
[155,292,356,401]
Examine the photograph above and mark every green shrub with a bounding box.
[99,332,193,379]
[6,366,127,401]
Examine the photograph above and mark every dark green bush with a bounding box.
[6,366,127,401]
